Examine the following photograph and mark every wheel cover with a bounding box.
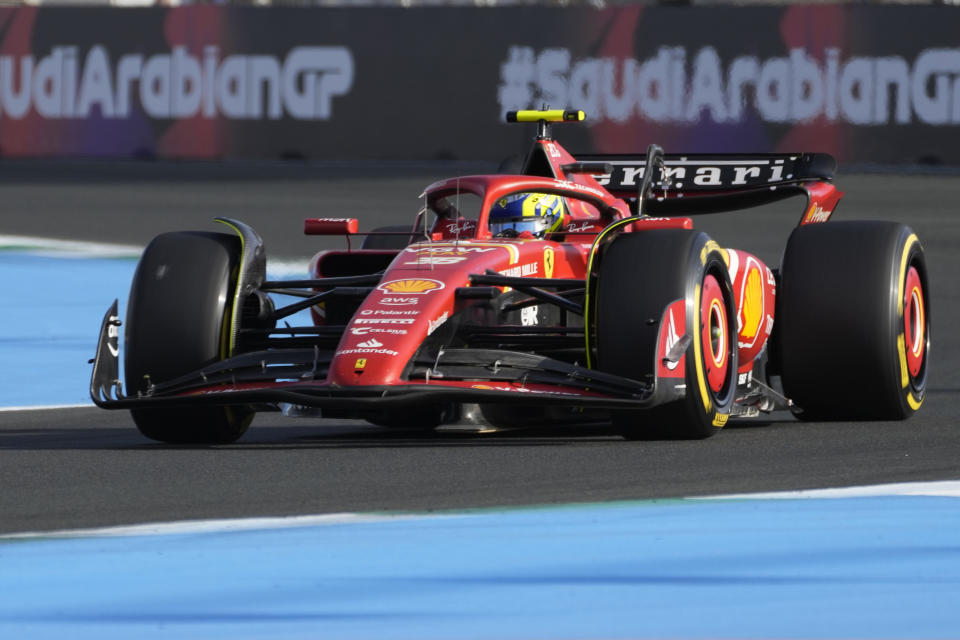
[701,274,729,393]
[904,265,926,378]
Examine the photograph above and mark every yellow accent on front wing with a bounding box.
[215,219,245,358]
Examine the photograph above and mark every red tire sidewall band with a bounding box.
[701,274,729,394]
[903,265,925,379]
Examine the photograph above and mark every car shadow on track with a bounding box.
[0,424,625,450]
[0,407,805,450]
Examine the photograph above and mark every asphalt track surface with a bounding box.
[1,160,958,535]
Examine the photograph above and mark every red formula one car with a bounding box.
[91,110,930,444]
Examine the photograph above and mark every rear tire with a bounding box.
[776,221,929,420]
[125,231,253,444]
[595,230,738,439]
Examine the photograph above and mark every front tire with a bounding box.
[125,231,253,444]
[776,221,929,420]
[595,230,738,439]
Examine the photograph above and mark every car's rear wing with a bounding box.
[504,110,841,223]
[579,152,835,192]
[574,152,838,218]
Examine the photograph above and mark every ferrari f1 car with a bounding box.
[91,110,930,443]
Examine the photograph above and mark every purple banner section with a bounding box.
[1,6,959,163]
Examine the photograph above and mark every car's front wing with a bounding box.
[90,301,683,413]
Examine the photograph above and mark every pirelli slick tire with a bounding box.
[776,221,929,421]
[125,231,253,444]
[595,230,738,439]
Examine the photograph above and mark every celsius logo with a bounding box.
[0,45,353,120]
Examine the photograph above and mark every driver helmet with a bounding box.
[489,193,566,238]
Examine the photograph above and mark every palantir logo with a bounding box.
[0,45,354,121]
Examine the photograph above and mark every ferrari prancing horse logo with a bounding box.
[544,248,555,279]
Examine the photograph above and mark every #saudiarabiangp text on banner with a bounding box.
[0,46,354,121]
[498,46,960,126]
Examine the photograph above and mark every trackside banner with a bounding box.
[1,5,960,163]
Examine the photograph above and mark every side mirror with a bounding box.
[304,218,359,235]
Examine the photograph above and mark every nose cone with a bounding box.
[327,240,553,386]
[327,275,454,386]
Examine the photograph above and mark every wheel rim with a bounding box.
[904,265,926,379]
[701,274,729,393]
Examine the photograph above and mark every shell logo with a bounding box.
[378,279,445,294]
[739,266,764,341]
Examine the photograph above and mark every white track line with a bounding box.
[701,480,960,500]
[4,481,959,541]
[0,235,143,258]
[0,512,435,540]
[1,235,312,274]
[0,403,93,412]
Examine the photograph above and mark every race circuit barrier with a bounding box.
[1,5,959,164]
